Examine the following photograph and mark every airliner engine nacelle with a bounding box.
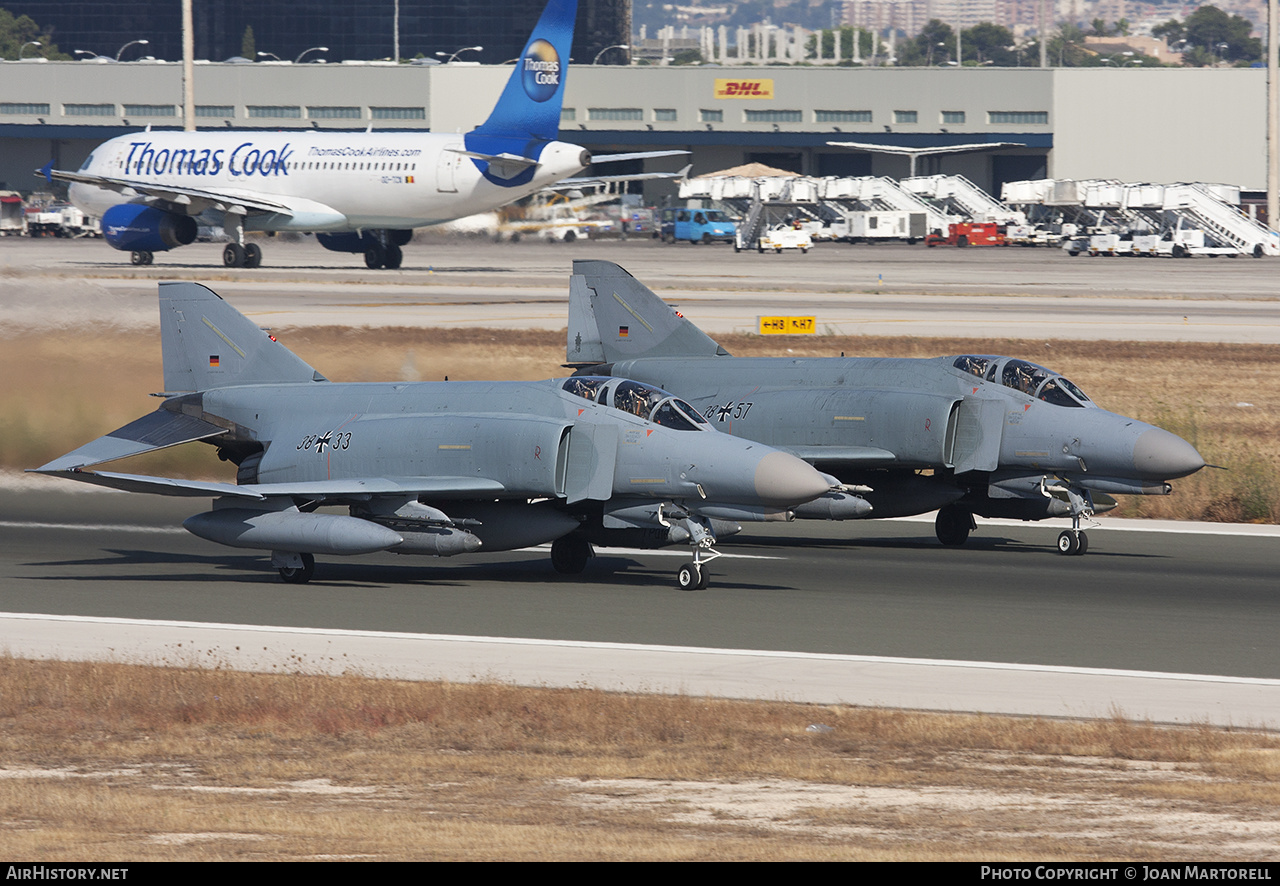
[101,205,198,253]
[316,230,413,254]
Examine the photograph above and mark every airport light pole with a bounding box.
[182,0,194,131]
[296,46,328,63]
[592,43,630,64]
[19,41,41,59]
[115,39,149,61]
[256,52,282,61]
[1270,0,1278,231]
[436,45,483,63]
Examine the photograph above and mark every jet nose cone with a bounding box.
[1133,428,1205,479]
[753,450,832,507]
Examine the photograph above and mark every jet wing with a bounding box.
[30,469,508,500]
[780,445,899,467]
[42,167,300,216]
[589,151,690,163]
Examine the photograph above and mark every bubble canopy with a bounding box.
[952,356,1093,408]
[563,377,710,430]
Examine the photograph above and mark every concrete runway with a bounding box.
[5,236,1280,342]
[3,481,1278,726]
[4,234,1278,725]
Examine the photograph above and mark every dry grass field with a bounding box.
[3,326,1277,522]
[3,657,1279,861]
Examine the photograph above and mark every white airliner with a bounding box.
[41,0,659,270]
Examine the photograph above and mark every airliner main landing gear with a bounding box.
[131,250,154,265]
[363,233,403,270]
[221,213,262,268]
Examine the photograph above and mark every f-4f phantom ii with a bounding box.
[32,282,831,588]
[39,0,678,270]
[566,260,1206,555]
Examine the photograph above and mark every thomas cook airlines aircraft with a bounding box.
[40,0,651,269]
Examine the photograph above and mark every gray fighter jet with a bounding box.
[566,260,1206,555]
[33,281,831,588]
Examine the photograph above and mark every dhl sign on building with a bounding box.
[713,79,775,99]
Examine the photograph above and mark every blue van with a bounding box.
[660,208,736,244]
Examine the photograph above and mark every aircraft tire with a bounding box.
[550,536,591,574]
[935,506,972,546]
[677,561,702,590]
[223,243,246,268]
[1056,530,1079,555]
[364,243,386,270]
[384,244,403,269]
[244,243,262,268]
[130,250,153,266]
[278,553,315,584]
[1075,531,1089,555]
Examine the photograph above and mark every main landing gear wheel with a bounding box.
[130,250,153,266]
[935,505,973,546]
[550,536,592,574]
[278,553,315,584]
[364,243,386,270]
[677,561,708,590]
[243,242,262,268]
[1057,530,1088,556]
[384,243,403,269]
[223,243,246,268]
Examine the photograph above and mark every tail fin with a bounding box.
[470,0,576,143]
[160,281,325,392]
[567,260,730,365]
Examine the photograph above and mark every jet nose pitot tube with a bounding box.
[1132,427,1206,480]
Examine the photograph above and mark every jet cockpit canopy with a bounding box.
[952,356,1094,408]
[563,377,710,430]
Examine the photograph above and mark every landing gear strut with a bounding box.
[221,213,261,268]
[1056,485,1094,556]
[676,516,720,590]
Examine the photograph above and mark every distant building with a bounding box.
[1,0,629,66]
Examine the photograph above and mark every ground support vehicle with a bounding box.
[757,224,812,253]
[659,208,736,244]
[925,222,1007,247]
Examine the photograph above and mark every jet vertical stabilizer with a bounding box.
[160,281,326,393]
[568,260,729,364]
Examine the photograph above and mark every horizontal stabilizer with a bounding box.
[34,409,227,472]
[590,150,691,164]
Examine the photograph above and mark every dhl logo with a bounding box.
[714,79,775,99]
